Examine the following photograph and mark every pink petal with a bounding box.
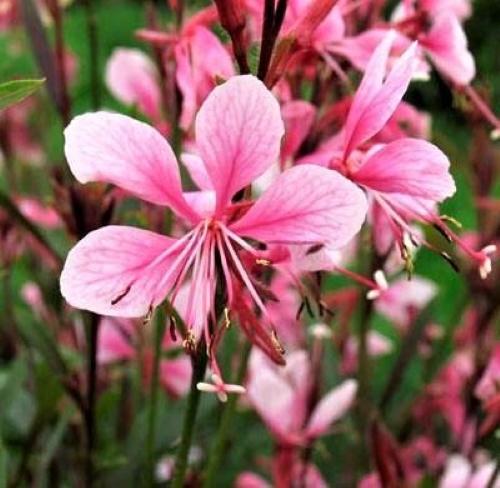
[231,165,367,248]
[97,317,135,364]
[195,75,284,213]
[353,138,456,202]
[439,455,471,488]
[60,226,183,317]
[105,48,161,120]
[235,472,272,488]
[64,112,199,223]
[343,33,417,157]
[181,153,213,190]
[281,100,316,163]
[422,14,475,86]
[160,357,192,397]
[176,26,234,129]
[306,379,357,438]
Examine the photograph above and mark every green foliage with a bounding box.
[0,78,44,111]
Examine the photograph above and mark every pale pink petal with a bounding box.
[17,198,62,229]
[246,367,295,439]
[281,100,316,163]
[375,277,437,328]
[182,191,216,218]
[195,75,284,212]
[181,153,213,190]
[97,317,135,364]
[105,48,161,119]
[176,26,234,129]
[439,455,471,488]
[160,357,192,397]
[343,34,418,157]
[422,14,475,86]
[60,226,183,317]
[306,379,357,438]
[175,41,198,130]
[235,472,272,488]
[64,112,199,223]
[231,165,367,248]
[313,4,345,45]
[353,138,456,202]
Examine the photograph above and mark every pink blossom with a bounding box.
[60,75,367,367]
[375,276,437,330]
[440,455,500,488]
[475,345,500,401]
[246,348,357,446]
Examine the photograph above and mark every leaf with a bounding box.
[0,79,45,111]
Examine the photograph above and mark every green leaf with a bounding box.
[0,78,45,111]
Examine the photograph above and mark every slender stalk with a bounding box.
[462,85,500,133]
[171,346,208,488]
[487,459,500,488]
[145,308,167,486]
[51,0,71,125]
[203,343,251,487]
[82,0,101,109]
[257,0,276,80]
[84,313,99,487]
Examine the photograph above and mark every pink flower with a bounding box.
[419,13,475,86]
[60,75,367,359]
[475,345,500,401]
[311,32,490,277]
[375,276,437,330]
[105,48,162,124]
[97,316,192,397]
[440,455,500,488]
[246,348,357,446]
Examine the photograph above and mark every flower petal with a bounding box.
[422,14,475,86]
[353,138,456,202]
[60,226,183,317]
[64,112,199,223]
[344,33,417,157]
[195,75,284,213]
[231,165,367,248]
[306,379,357,438]
[105,48,160,120]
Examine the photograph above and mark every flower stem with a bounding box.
[171,345,208,488]
[145,308,167,486]
[84,313,100,487]
[203,343,251,487]
[82,0,101,109]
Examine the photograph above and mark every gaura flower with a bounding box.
[246,348,358,446]
[60,75,367,353]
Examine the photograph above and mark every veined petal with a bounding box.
[344,33,417,157]
[231,165,367,248]
[195,75,284,213]
[353,138,456,202]
[60,226,184,317]
[305,379,357,438]
[64,112,199,223]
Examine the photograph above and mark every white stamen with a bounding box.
[309,323,333,340]
[479,245,496,280]
[374,270,388,290]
